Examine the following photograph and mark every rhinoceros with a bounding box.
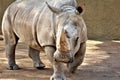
[2,0,87,80]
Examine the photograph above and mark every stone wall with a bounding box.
[0,0,120,40]
[77,0,120,40]
[0,0,15,34]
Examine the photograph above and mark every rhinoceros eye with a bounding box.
[65,30,70,38]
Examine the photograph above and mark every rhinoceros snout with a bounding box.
[54,50,74,63]
[68,57,74,63]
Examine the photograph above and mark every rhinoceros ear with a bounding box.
[46,2,60,14]
[76,3,85,15]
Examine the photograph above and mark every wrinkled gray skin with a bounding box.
[2,0,87,80]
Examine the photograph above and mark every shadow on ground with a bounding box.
[0,39,120,80]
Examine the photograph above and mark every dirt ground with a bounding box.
[0,39,120,80]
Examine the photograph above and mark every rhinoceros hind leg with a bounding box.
[29,47,45,69]
[67,42,86,73]
[4,31,19,70]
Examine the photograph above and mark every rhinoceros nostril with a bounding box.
[69,57,74,63]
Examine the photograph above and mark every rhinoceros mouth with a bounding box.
[54,57,73,63]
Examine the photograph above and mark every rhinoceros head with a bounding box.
[46,2,85,63]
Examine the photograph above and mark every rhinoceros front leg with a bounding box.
[4,32,19,70]
[67,42,86,73]
[29,47,45,69]
[51,62,66,80]
[44,47,66,80]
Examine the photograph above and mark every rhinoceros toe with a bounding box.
[34,62,45,69]
[7,64,20,70]
[50,73,66,80]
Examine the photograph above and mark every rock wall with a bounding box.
[77,0,120,40]
[0,0,14,34]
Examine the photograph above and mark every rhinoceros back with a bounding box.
[2,0,55,50]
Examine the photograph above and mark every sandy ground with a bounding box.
[0,39,120,80]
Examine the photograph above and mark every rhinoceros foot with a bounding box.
[7,64,20,70]
[50,73,66,80]
[34,62,45,69]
